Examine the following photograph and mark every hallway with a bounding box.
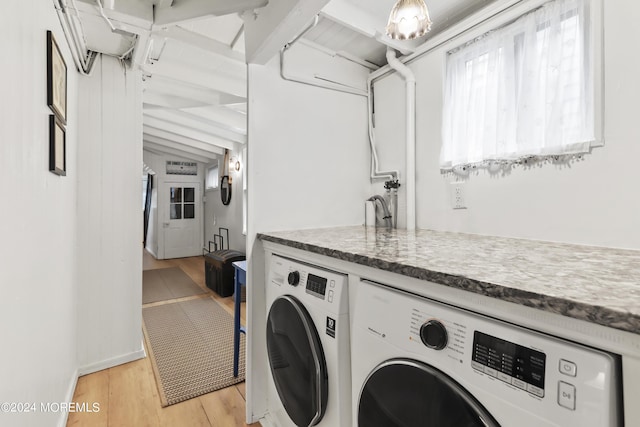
[67,252,255,427]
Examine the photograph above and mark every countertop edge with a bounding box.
[258,233,640,335]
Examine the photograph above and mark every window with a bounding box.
[206,161,219,190]
[169,186,196,220]
[440,0,596,170]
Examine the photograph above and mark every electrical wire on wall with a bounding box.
[279,15,368,97]
[53,0,99,75]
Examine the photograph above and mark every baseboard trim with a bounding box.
[57,368,79,427]
[77,348,146,377]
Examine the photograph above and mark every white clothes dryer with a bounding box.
[352,280,622,427]
[263,254,351,427]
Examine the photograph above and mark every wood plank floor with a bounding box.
[67,251,257,427]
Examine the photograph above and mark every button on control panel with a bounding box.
[559,359,577,377]
[558,381,576,410]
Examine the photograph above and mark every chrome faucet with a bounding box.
[367,195,393,229]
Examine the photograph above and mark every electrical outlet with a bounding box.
[451,182,467,209]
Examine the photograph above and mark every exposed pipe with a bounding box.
[366,72,399,182]
[386,48,416,231]
[64,0,91,68]
[95,0,117,31]
[230,24,245,51]
[280,15,368,97]
[54,0,98,75]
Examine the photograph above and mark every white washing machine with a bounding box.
[263,254,351,427]
[352,280,622,427]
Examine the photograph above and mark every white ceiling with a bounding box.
[70,0,497,164]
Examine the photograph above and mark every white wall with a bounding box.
[372,0,640,250]
[0,2,79,426]
[76,55,145,373]
[246,44,370,422]
[204,147,246,254]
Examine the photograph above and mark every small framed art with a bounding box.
[47,30,67,123]
[49,115,66,176]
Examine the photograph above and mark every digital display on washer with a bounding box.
[472,331,546,396]
[306,273,327,298]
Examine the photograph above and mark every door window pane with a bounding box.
[170,203,182,220]
[170,187,182,203]
[184,187,195,203]
[184,203,195,219]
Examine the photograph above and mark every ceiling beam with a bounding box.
[154,0,269,26]
[143,116,240,148]
[143,92,209,109]
[243,0,331,64]
[153,26,244,62]
[143,126,226,155]
[143,133,222,158]
[141,60,246,98]
[144,75,246,107]
[144,140,214,163]
[144,109,246,141]
[143,122,234,152]
[320,3,416,55]
[182,106,247,132]
[320,1,377,38]
[155,0,174,9]
[75,0,153,28]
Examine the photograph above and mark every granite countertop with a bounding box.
[258,226,640,335]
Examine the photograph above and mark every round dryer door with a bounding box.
[358,359,500,427]
[266,295,328,427]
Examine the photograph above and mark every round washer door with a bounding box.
[266,295,328,427]
[358,359,501,427]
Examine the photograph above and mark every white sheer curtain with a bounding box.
[440,0,594,170]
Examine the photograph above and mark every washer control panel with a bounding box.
[472,331,546,398]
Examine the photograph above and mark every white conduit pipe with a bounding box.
[385,48,416,231]
[280,16,368,97]
[55,0,98,75]
[95,0,117,32]
[279,15,394,184]
[366,72,399,182]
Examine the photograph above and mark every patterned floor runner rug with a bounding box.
[142,297,246,406]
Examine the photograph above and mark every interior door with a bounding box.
[162,181,201,259]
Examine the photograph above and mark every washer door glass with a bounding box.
[359,359,501,427]
[266,296,328,427]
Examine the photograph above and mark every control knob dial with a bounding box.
[420,320,448,350]
[287,271,300,286]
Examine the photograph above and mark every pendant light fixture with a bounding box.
[386,0,433,40]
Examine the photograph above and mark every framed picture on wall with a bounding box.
[47,30,67,124]
[49,115,66,176]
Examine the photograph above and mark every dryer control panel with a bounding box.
[267,254,349,315]
[306,273,328,298]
